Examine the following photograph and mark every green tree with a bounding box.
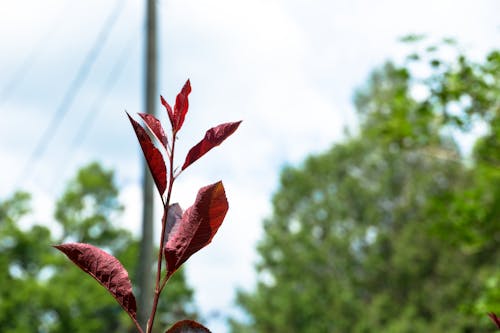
[232,42,500,332]
[0,191,53,333]
[0,162,196,332]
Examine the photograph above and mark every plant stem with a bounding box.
[146,132,177,333]
[133,317,145,333]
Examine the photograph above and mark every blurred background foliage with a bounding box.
[0,162,197,333]
[231,39,500,332]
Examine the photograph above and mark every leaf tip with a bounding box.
[182,79,192,96]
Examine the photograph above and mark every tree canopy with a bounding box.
[0,162,196,332]
[232,40,500,332]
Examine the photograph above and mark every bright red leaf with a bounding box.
[182,121,242,170]
[180,78,192,96]
[161,80,192,133]
[173,79,191,132]
[54,243,137,321]
[161,95,175,129]
[165,319,211,333]
[490,313,500,329]
[127,113,167,196]
[164,181,228,275]
[174,94,188,131]
[138,113,169,151]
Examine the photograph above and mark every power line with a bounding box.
[15,0,126,189]
[71,35,137,152]
[0,2,70,107]
[53,31,139,186]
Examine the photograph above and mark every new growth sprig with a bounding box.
[55,79,241,333]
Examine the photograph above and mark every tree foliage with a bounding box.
[0,162,196,332]
[232,41,500,332]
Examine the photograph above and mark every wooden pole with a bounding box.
[137,0,157,330]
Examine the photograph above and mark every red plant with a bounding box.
[490,313,500,330]
[55,79,241,333]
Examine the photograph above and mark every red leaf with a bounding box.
[173,79,191,132]
[182,121,242,170]
[180,78,192,96]
[138,112,169,150]
[164,181,228,274]
[161,95,175,130]
[165,319,211,333]
[174,94,188,131]
[54,243,137,321]
[127,113,167,196]
[490,313,500,329]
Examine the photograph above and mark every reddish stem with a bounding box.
[146,131,177,333]
[132,317,145,333]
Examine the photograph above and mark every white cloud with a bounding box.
[120,183,143,235]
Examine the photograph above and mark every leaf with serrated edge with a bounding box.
[165,319,211,333]
[139,113,169,151]
[164,181,228,275]
[54,243,137,321]
[182,121,241,170]
[127,113,167,196]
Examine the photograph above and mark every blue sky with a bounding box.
[1,0,499,331]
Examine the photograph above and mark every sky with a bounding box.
[0,0,499,331]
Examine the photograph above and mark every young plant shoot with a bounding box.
[55,80,241,333]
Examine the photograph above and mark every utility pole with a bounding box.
[137,0,157,330]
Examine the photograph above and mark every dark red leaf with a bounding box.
[180,78,192,96]
[181,121,242,170]
[127,113,167,196]
[164,181,228,274]
[173,80,191,131]
[165,319,211,333]
[490,313,500,329]
[174,94,188,131]
[161,95,175,130]
[138,113,169,151]
[54,243,137,321]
